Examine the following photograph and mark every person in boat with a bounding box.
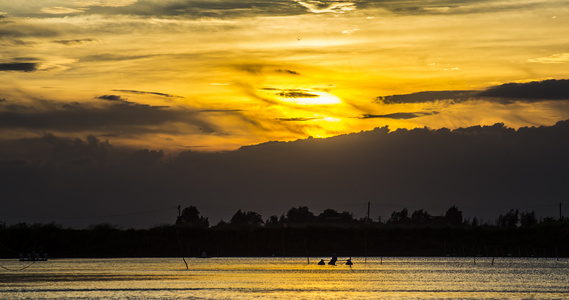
[345,258,353,265]
[328,254,338,265]
[318,259,325,265]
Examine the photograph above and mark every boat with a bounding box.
[197,251,210,258]
[19,251,48,262]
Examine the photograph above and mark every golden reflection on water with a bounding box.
[1,257,568,299]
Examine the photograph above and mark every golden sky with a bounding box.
[1,0,569,152]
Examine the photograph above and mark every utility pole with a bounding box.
[367,202,370,221]
[178,205,181,218]
[560,202,562,220]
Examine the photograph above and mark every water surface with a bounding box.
[1,257,568,299]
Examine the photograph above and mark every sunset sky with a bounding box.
[1,0,569,227]
[2,0,569,151]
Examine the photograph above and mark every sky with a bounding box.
[1,0,569,228]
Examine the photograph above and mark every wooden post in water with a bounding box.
[304,238,309,264]
[364,230,367,263]
[365,202,370,263]
[176,230,189,270]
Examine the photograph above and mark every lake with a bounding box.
[1,257,568,299]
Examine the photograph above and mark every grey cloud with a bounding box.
[376,90,475,104]
[3,120,569,228]
[97,95,126,101]
[199,109,244,113]
[294,0,356,14]
[361,112,436,119]
[81,54,158,62]
[112,89,183,98]
[43,134,111,164]
[277,91,319,98]
[0,0,555,19]
[53,38,98,46]
[276,117,322,121]
[0,24,60,38]
[0,99,216,134]
[478,79,569,101]
[84,0,308,18]
[236,64,265,74]
[0,62,38,72]
[362,0,553,15]
[376,79,569,105]
[275,69,300,75]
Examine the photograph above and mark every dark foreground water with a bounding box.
[1,257,568,299]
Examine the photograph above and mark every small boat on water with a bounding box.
[319,254,353,266]
[19,251,48,262]
[197,251,210,258]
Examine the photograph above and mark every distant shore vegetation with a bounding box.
[1,205,568,259]
[175,205,554,229]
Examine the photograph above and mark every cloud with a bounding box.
[478,79,569,101]
[277,91,320,98]
[40,7,86,14]
[376,90,475,104]
[53,38,98,46]
[83,0,308,18]
[375,79,569,104]
[97,95,127,101]
[199,109,244,113]
[528,53,569,64]
[0,62,38,72]
[80,54,157,62]
[276,117,322,121]
[0,98,216,135]
[112,89,184,98]
[2,120,569,228]
[275,69,300,75]
[294,0,356,13]
[74,0,138,8]
[363,0,555,15]
[360,112,437,119]
[342,29,358,35]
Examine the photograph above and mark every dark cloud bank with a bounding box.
[376,79,569,104]
[1,120,568,228]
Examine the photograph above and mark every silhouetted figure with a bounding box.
[328,253,338,265]
[318,259,325,265]
[345,258,353,266]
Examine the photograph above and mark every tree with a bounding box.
[411,209,431,225]
[286,206,316,224]
[265,215,280,227]
[176,206,209,227]
[445,205,463,227]
[317,209,354,224]
[230,210,264,227]
[388,208,410,224]
[497,209,519,227]
[520,211,538,227]
[471,217,479,227]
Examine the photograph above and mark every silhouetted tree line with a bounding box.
[1,205,567,258]
[173,205,550,229]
